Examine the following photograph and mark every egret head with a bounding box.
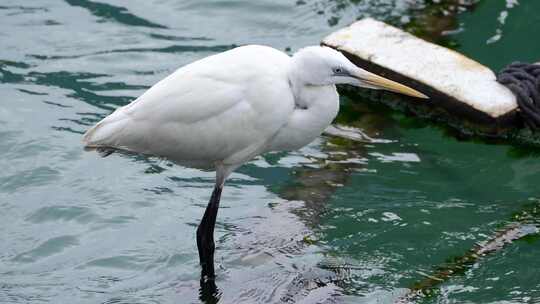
[291,46,427,99]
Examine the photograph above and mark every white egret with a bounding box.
[83,45,427,281]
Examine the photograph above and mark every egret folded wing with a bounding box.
[84,46,295,167]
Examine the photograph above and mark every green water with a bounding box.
[1,1,539,303]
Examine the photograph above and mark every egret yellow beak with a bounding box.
[354,69,429,99]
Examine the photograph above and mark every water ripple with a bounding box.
[0,166,60,193]
[26,206,97,224]
[65,0,167,29]
[28,44,237,61]
[12,235,79,263]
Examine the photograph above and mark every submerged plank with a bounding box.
[322,18,520,134]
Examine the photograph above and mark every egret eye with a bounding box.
[333,67,344,75]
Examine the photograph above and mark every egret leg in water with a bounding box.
[197,183,223,279]
[83,45,428,281]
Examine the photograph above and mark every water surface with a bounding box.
[1,1,540,303]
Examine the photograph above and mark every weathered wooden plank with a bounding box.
[322,18,521,133]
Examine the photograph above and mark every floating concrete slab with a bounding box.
[322,18,520,135]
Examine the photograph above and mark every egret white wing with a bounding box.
[84,45,295,167]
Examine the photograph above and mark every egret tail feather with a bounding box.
[82,108,131,149]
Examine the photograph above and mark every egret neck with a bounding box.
[268,64,340,152]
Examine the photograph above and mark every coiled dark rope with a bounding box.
[497,62,540,130]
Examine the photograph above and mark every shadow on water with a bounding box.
[65,0,167,29]
[343,87,540,156]
[277,95,394,226]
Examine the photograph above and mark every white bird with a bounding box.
[83,45,427,281]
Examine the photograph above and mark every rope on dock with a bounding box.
[497,62,540,130]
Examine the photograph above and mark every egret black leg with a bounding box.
[196,184,223,281]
